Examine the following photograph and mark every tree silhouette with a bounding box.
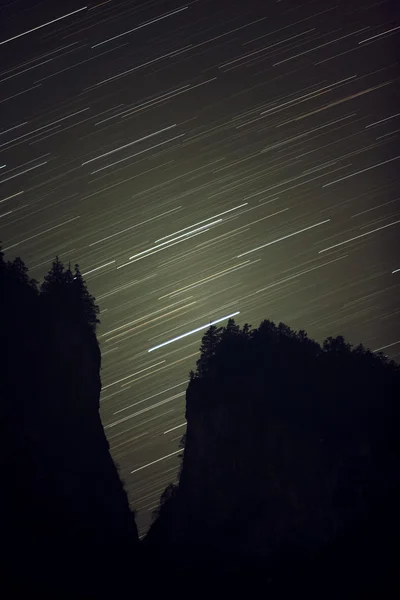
[72,264,100,331]
[323,335,352,355]
[9,256,38,289]
[214,318,249,374]
[0,244,38,292]
[195,324,223,377]
[257,318,278,339]
[41,255,66,293]
[241,323,252,338]
[40,257,100,331]
[224,317,240,337]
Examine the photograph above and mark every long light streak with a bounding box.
[148,311,240,353]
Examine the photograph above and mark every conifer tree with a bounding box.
[277,321,295,338]
[258,319,278,337]
[297,329,309,343]
[0,245,37,292]
[40,256,66,297]
[72,264,100,331]
[323,335,352,355]
[64,261,75,286]
[224,318,240,337]
[9,256,38,290]
[196,324,222,377]
[40,257,100,331]
[216,318,244,373]
[241,323,252,338]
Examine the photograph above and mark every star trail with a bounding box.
[1,0,399,536]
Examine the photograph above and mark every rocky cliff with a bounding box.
[0,274,141,598]
[145,322,400,595]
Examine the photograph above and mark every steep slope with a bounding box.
[145,322,400,594]
[0,272,141,597]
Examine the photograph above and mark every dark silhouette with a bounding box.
[40,256,100,332]
[1,245,399,597]
[145,318,400,596]
[0,246,140,598]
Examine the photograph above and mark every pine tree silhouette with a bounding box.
[323,335,352,355]
[241,323,252,338]
[41,256,66,295]
[72,264,100,331]
[8,256,38,290]
[0,245,38,309]
[40,257,100,331]
[196,324,223,376]
[224,318,240,337]
[0,244,38,291]
[216,318,246,374]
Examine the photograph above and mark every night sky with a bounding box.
[1,0,399,536]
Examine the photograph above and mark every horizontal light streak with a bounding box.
[322,156,400,187]
[131,449,182,474]
[101,361,166,391]
[91,6,188,49]
[319,219,400,253]
[154,203,248,243]
[113,381,188,415]
[238,220,330,257]
[81,124,176,165]
[148,311,240,353]
[164,422,187,435]
[106,391,185,430]
[0,7,87,46]
[81,261,115,276]
[129,220,222,260]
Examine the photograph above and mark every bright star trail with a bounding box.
[1,0,399,537]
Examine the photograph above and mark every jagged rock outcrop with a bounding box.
[145,322,400,595]
[0,275,140,597]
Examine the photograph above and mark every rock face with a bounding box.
[145,323,400,594]
[2,259,399,596]
[0,278,140,597]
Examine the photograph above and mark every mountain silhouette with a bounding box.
[145,319,400,596]
[0,248,141,598]
[1,247,399,598]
